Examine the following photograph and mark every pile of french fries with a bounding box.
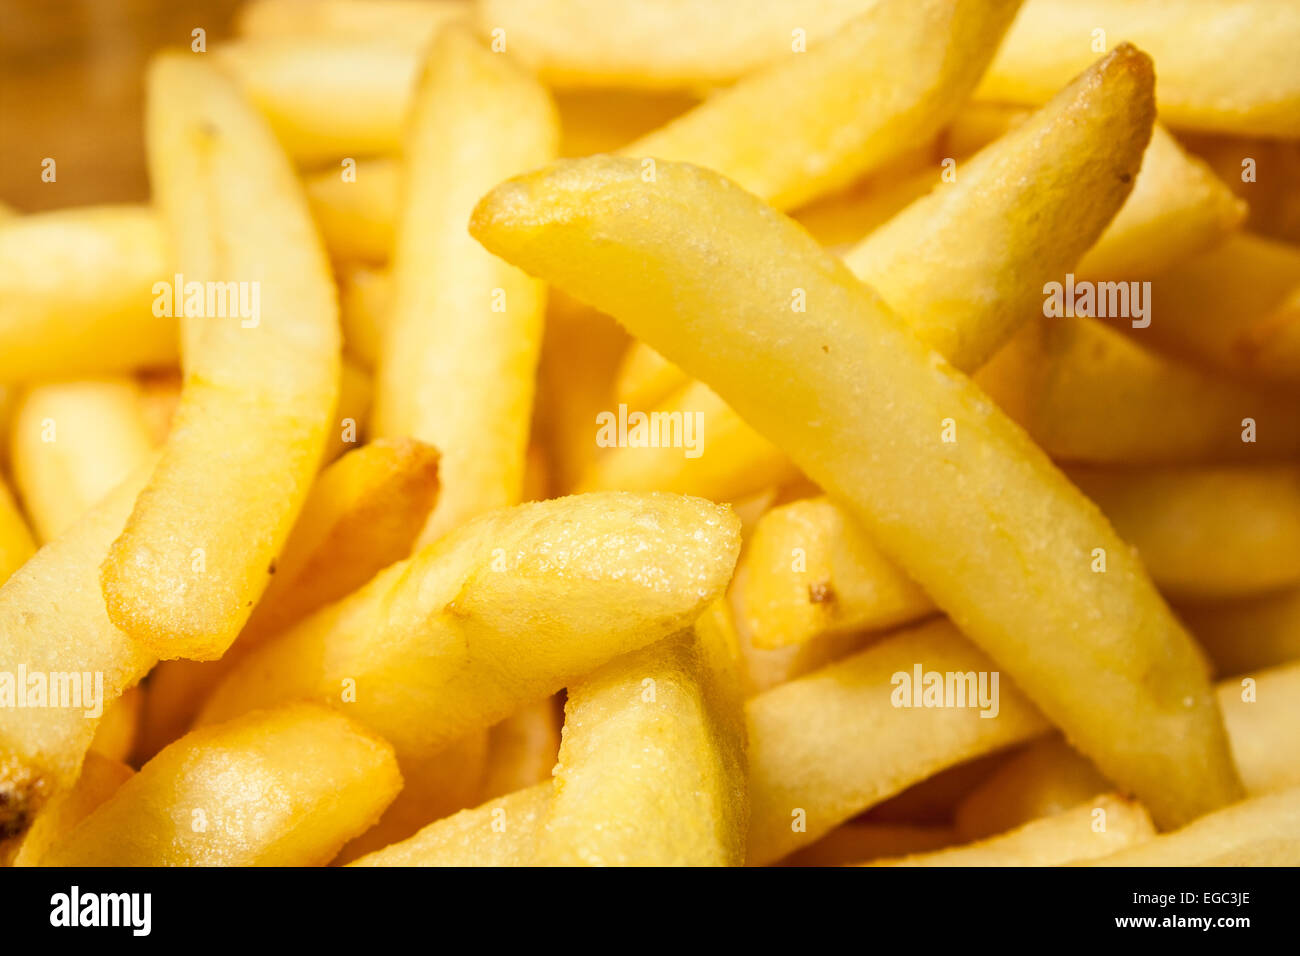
[2,0,1299,868]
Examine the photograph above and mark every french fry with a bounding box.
[622,0,1023,211]
[323,357,372,464]
[472,154,1244,827]
[1139,234,1300,385]
[39,704,401,867]
[1085,787,1300,866]
[1218,662,1300,797]
[555,89,698,158]
[9,754,133,868]
[138,436,440,760]
[976,316,1300,464]
[1181,588,1300,677]
[88,686,142,764]
[0,464,156,837]
[867,794,1153,866]
[1179,132,1300,246]
[782,823,958,867]
[477,0,875,90]
[9,378,156,543]
[745,619,1049,864]
[101,55,341,661]
[979,0,1300,137]
[535,626,747,866]
[614,342,685,413]
[238,0,465,41]
[304,159,399,264]
[197,492,741,765]
[1070,465,1300,600]
[337,264,390,369]
[372,28,557,544]
[350,782,549,867]
[0,478,34,588]
[0,207,177,381]
[478,697,562,803]
[135,369,181,446]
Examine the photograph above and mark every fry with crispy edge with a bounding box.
[979,0,1300,137]
[372,28,558,544]
[868,794,1154,867]
[471,153,1243,828]
[586,45,1155,499]
[0,207,177,381]
[101,54,340,661]
[536,604,748,866]
[9,753,133,867]
[197,492,740,767]
[10,378,156,543]
[622,0,1022,211]
[39,704,400,866]
[1084,787,1300,866]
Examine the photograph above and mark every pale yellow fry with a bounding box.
[478,0,873,89]
[471,154,1243,828]
[0,478,35,588]
[102,54,340,661]
[745,619,1049,864]
[10,378,155,543]
[197,492,740,765]
[0,207,177,382]
[868,794,1153,867]
[10,753,133,867]
[373,28,558,545]
[1070,465,1300,601]
[1085,787,1300,866]
[40,704,400,867]
[304,159,399,264]
[980,0,1300,136]
[622,0,1022,211]
[337,264,390,369]
[1218,663,1300,797]
[350,782,549,867]
[478,698,561,803]
[1181,588,1300,678]
[238,0,465,40]
[614,342,685,412]
[88,685,142,764]
[977,315,1300,464]
[0,464,156,837]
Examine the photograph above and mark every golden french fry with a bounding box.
[323,356,373,465]
[1181,588,1300,678]
[88,686,142,764]
[373,28,557,544]
[0,207,177,382]
[101,54,340,661]
[350,782,549,867]
[1179,132,1300,246]
[471,154,1243,827]
[0,478,34,588]
[197,492,741,765]
[535,626,747,866]
[10,753,133,867]
[868,794,1153,866]
[782,823,958,867]
[556,89,698,157]
[337,264,390,369]
[1218,662,1300,797]
[135,369,181,446]
[745,619,1049,864]
[238,0,465,41]
[1070,465,1300,600]
[0,463,156,838]
[477,0,874,89]
[304,159,399,264]
[622,0,1023,211]
[1085,787,1300,866]
[478,698,562,803]
[614,342,685,413]
[980,0,1300,137]
[977,315,1300,464]
[10,378,155,543]
[39,704,400,866]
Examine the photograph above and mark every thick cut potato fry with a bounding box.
[304,159,399,265]
[745,619,1049,864]
[139,436,440,759]
[101,55,340,661]
[1140,234,1300,385]
[238,0,465,40]
[40,704,400,867]
[622,0,1022,211]
[842,43,1153,371]
[1180,132,1300,246]
[350,782,549,867]
[536,627,748,866]
[478,0,874,89]
[0,479,34,588]
[588,46,1155,502]
[615,342,685,413]
[736,497,934,650]
[10,378,155,543]
[9,754,133,868]
[373,28,558,544]
[197,492,740,765]
[978,316,1300,464]
[88,686,142,764]
[1070,465,1300,600]
[1085,787,1300,866]
[1181,588,1300,678]
[0,464,156,838]
[1218,663,1300,797]
[471,155,1243,828]
[337,264,390,369]
[869,794,1153,867]
[979,0,1300,137]
[783,823,958,867]
[479,698,562,803]
[0,207,177,382]
[556,89,698,158]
